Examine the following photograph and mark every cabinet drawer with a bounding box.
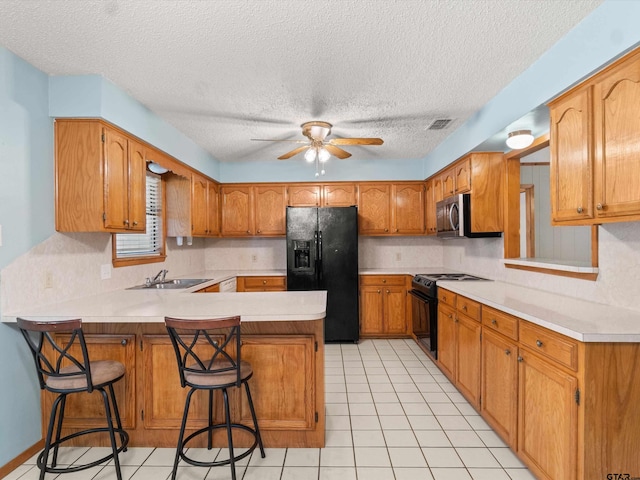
[242,276,287,290]
[519,321,579,371]
[359,275,406,286]
[195,283,220,293]
[456,295,480,321]
[438,288,456,308]
[482,306,519,340]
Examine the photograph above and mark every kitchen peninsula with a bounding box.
[3,279,326,449]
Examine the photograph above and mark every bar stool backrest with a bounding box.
[165,316,242,388]
[17,318,94,393]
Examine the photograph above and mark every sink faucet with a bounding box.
[146,269,168,286]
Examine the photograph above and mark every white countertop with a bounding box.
[437,280,640,343]
[2,268,325,323]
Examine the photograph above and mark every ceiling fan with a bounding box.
[251,121,384,161]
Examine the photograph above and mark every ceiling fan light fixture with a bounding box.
[506,130,534,150]
[318,147,330,163]
[304,148,317,163]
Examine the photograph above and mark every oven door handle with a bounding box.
[408,289,433,303]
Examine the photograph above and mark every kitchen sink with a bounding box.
[127,278,211,290]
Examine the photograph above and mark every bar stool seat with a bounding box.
[165,315,265,480]
[17,318,129,480]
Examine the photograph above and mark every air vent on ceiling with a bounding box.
[427,118,454,130]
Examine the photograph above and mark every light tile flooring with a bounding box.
[6,339,535,480]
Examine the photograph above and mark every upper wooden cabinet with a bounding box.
[55,120,147,233]
[287,183,357,207]
[426,152,504,234]
[221,184,286,237]
[425,179,437,235]
[358,182,425,235]
[549,86,593,223]
[549,47,640,225]
[166,173,219,237]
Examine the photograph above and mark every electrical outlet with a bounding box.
[395,252,401,261]
[44,271,53,289]
[252,254,258,263]
[100,264,111,280]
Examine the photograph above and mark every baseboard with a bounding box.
[0,439,43,479]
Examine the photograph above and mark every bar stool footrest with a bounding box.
[180,423,259,467]
[38,427,129,474]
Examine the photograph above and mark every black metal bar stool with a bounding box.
[165,315,265,480]
[17,318,129,480]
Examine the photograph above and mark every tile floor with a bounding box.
[5,339,536,480]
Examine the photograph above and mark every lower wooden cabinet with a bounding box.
[481,328,518,449]
[40,320,325,448]
[359,276,409,337]
[436,302,456,380]
[517,348,578,480]
[237,276,286,292]
[42,334,137,431]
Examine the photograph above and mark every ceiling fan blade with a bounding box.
[329,138,384,146]
[324,144,352,159]
[251,139,308,143]
[278,145,310,160]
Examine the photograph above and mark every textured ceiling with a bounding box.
[0,0,601,164]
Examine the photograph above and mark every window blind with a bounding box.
[115,174,163,258]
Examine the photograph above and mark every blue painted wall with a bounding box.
[0,47,53,466]
[2,0,640,468]
[423,0,640,176]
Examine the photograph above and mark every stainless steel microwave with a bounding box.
[436,194,502,238]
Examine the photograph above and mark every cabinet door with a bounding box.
[518,350,578,480]
[455,158,472,194]
[383,286,407,334]
[481,328,518,448]
[455,314,481,409]
[323,184,357,206]
[142,335,223,429]
[358,183,391,234]
[550,87,593,223]
[254,185,286,236]
[103,128,129,230]
[433,176,444,204]
[593,55,640,219]
[437,303,456,381]
[191,175,209,235]
[288,184,321,206]
[392,183,425,235]
[236,336,316,430]
[42,334,136,430]
[206,181,220,236]
[127,140,147,232]
[441,168,455,199]
[425,180,437,235]
[360,286,384,335]
[221,186,253,236]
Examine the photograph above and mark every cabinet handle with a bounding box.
[133,221,138,226]
[121,339,128,346]
[377,289,381,294]
[491,318,497,325]
[262,280,267,285]
[382,279,387,283]
[505,349,511,355]
[384,228,388,232]
[247,230,251,234]
[395,228,398,232]
[124,219,129,226]
[596,203,603,211]
[257,229,261,233]
[536,340,543,348]
[462,305,467,311]
[454,317,459,323]
[386,289,390,294]
[442,295,446,301]
[447,313,452,319]
[517,356,523,363]
[577,207,583,214]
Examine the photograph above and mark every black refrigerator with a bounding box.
[286,206,359,343]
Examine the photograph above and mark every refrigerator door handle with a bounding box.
[317,230,323,282]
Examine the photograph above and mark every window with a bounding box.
[112,172,166,267]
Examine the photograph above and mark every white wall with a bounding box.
[442,221,640,313]
[204,236,443,271]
